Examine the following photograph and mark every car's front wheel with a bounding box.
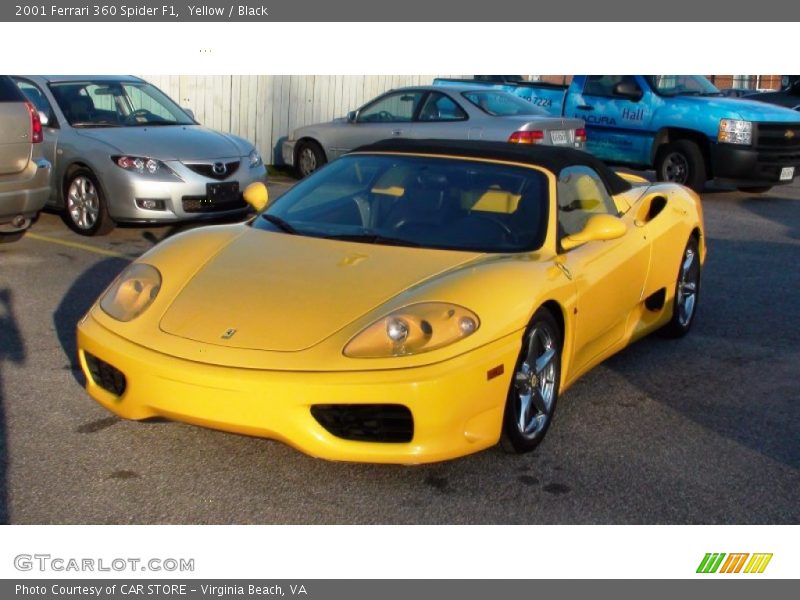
[63,168,115,236]
[295,140,326,178]
[501,307,562,453]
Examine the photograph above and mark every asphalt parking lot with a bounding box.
[0,174,798,525]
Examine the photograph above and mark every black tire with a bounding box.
[661,235,701,338]
[737,186,773,194]
[501,307,562,454]
[655,139,707,192]
[62,168,115,236]
[295,140,327,178]
[0,230,25,244]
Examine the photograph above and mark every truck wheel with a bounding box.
[295,140,326,178]
[655,140,707,192]
[737,186,773,194]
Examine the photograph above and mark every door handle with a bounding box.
[576,105,595,111]
[391,129,403,136]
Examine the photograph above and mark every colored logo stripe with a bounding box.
[697,553,773,574]
[719,553,749,573]
[697,553,726,573]
[744,553,773,574]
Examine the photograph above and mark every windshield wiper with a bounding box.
[70,121,121,128]
[260,214,298,234]
[325,232,421,247]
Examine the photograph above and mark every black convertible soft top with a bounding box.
[351,139,633,196]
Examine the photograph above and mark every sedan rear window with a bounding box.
[461,91,548,117]
[254,154,550,254]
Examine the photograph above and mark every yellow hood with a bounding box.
[159,228,481,352]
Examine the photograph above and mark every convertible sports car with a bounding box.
[77,140,705,464]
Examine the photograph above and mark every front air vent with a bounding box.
[311,404,414,443]
[84,352,127,396]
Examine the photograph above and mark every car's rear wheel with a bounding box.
[661,235,701,338]
[295,140,326,178]
[655,140,707,192]
[63,168,115,236]
[501,307,562,454]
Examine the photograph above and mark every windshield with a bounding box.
[461,91,548,117]
[49,80,195,127]
[252,154,549,253]
[646,75,721,97]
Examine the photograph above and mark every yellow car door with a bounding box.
[555,167,650,376]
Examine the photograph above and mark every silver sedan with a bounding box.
[14,75,268,236]
[282,85,586,177]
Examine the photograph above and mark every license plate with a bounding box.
[779,166,795,181]
[550,130,568,145]
[206,181,240,203]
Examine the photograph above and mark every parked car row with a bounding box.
[3,74,799,244]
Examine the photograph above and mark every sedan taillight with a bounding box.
[25,101,43,144]
[508,130,544,145]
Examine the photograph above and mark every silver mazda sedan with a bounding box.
[14,75,267,235]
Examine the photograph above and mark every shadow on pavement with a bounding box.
[53,257,129,386]
[0,288,26,523]
[606,236,800,470]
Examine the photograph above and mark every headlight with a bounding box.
[344,302,480,358]
[112,155,177,177]
[718,119,752,145]
[249,149,263,168]
[100,263,162,322]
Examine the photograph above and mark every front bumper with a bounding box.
[0,158,51,229]
[101,160,268,223]
[711,141,799,187]
[281,140,296,167]
[77,313,521,464]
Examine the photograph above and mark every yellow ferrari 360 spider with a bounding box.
[77,139,705,464]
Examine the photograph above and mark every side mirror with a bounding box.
[243,182,269,212]
[38,111,49,127]
[347,110,358,123]
[561,214,627,250]
[183,107,195,120]
[613,81,643,102]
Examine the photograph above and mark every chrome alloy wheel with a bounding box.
[513,325,557,439]
[676,245,700,327]
[67,176,100,230]
[661,151,690,184]
[298,146,318,176]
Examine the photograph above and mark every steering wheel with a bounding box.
[126,109,153,123]
[468,213,516,241]
[377,110,393,122]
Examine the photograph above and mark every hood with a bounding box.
[75,125,249,160]
[159,228,481,352]
[672,96,800,122]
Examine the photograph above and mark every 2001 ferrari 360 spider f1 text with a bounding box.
[77,139,706,464]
